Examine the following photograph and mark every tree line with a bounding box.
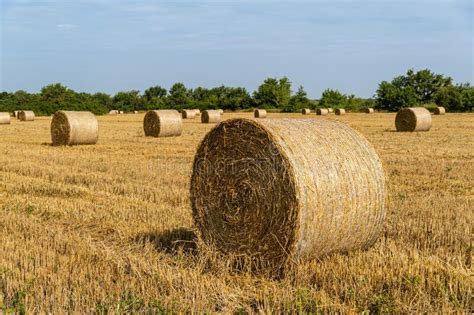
[0,69,472,116]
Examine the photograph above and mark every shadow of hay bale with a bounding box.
[134,228,197,254]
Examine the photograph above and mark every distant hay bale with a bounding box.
[365,108,374,114]
[109,110,119,115]
[254,109,267,118]
[182,109,197,119]
[434,107,446,115]
[335,108,346,115]
[19,110,35,121]
[190,118,386,271]
[301,108,311,115]
[395,107,432,132]
[133,110,138,114]
[217,109,224,114]
[12,111,19,118]
[51,111,98,146]
[0,112,11,125]
[194,109,201,115]
[316,108,329,116]
[143,110,182,137]
[119,110,124,114]
[327,108,334,113]
[201,110,221,124]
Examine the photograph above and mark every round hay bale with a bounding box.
[327,108,334,113]
[201,110,221,124]
[254,109,267,118]
[301,108,311,115]
[365,108,374,114]
[190,118,386,271]
[19,110,35,121]
[0,112,11,125]
[133,110,138,114]
[194,109,201,115]
[12,111,19,118]
[182,109,197,119]
[119,110,124,114]
[335,108,346,116]
[51,111,98,146]
[109,110,119,115]
[433,106,445,115]
[217,109,224,115]
[144,110,182,137]
[316,108,329,116]
[395,107,432,132]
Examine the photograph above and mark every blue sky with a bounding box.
[0,0,472,98]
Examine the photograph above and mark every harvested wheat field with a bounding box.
[0,112,472,313]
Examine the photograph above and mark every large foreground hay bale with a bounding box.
[182,109,196,119]
[301,108,311,115]
[144,110,182,137]
[327,108,334,113]
[434,106,445,115]
[254,109,267,118]
[395,107,432,132]
[0,112,11,124]
[201,110,221,124]
[335,108,346,115]
[51,111,98,146]
[316,108,328,116]
[19,110,35,121]
[365,108,375,114]
[191,118,386,271]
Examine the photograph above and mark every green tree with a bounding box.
[285,86,310,112]
[318,89,347,109]
[167,82,191,108]
[253,77,292,109]
[113,91,143,111]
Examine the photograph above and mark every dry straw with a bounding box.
[201,110,221,124]
[316,108,329,116]
[190,118,386,271]
[335,108,346,115]
[51,111,98,146]
[254,109,267,118]
[395,107,432,132]
[143,110,182,137]
[365,108,375,114]
[434,107,446,115]
[301,108,311,115]
[0,112,11,125]
[19,110,35,121]
[327,108,334,113]
[182,109,197,119]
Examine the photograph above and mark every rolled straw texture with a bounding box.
[434,107,445,115]
[182,109,197,119]
[19,110,35,121]
[301,108,311,115]
[0,113,11,124]
[190,118,386,271]
[316,108,329,116]
[254,109,267,118]
[143,110,182,137]
[51,111,98,146]
[395,107,432,132]
[335,108,346,115]
[201,110,221,124]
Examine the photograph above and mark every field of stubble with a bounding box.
[0,112,472,313]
